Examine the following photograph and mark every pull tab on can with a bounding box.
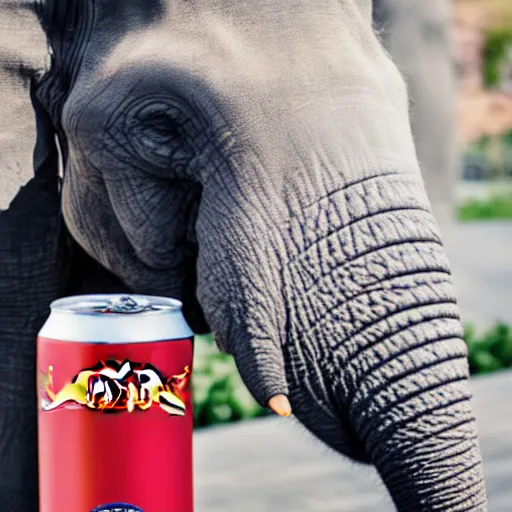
[103,296,154,314]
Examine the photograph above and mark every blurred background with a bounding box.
[455,0,512,213]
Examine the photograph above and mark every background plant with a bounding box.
[458,194,512,220]
[465,322,512,375]
[484,28,512,87]
[192,334,267,428]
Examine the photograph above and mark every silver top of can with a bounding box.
[50,294,182,315]
[40,294,193,342]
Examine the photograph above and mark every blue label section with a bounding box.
[90,504,143,512]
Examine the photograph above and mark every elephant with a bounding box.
[0,0,487,510]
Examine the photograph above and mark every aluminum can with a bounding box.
[37,294,194,512]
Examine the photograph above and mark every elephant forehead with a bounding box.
[63,0,389,104]
[52,0,412,184]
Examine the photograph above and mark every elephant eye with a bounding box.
[124,100,194,173]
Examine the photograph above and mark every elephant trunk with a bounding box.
[197,156,487,508]
[284,171,487,510]
[347,315,487,510]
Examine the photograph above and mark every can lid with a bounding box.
[50,294,183,315]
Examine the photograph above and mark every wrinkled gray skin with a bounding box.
[4,0,487,510]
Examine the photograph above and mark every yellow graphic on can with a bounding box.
[41,360,190,416]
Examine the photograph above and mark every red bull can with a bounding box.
[37,294,194,512]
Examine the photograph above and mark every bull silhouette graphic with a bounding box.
[41,360,189,416]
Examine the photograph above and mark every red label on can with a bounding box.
[37,338,193,512]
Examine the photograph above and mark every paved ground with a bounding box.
[195,370,512,511]
[444,221,512,327]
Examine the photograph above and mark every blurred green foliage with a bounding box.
[465,323,512,375]
[483,28,512,87]
[192,334,268,428]
[458,194,512,221]
[462,132,512,180]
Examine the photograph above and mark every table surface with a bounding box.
[194,370,512,512]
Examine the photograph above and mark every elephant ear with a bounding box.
[0,0,49,208]
[0,4,56,509]
[0,73,68,509]
[0,5,119,507]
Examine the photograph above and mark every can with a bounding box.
[37,294,194,512]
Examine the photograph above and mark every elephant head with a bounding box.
[10,0,487,509]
